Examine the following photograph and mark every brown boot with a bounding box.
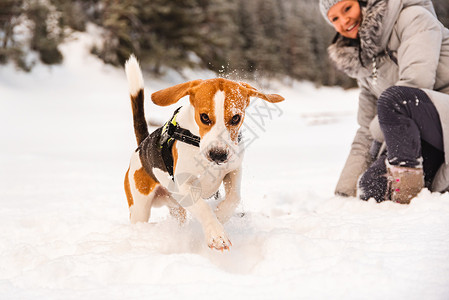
[387,164,424,204]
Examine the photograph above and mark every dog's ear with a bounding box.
[151,80,203,106]
[239,82,284,103]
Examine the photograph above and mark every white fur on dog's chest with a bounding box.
[179,142,243,197]
[153,137,244,199]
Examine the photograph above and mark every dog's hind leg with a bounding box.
[151,186,187,225]
[125,153,160,223]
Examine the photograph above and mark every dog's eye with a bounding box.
[230,114,241,126]
[200,113,211,125]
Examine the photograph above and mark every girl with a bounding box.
[320,0,449,203]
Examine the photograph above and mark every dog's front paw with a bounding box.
[205,224,232,251]
[208,236,232,251]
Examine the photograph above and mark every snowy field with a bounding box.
[1,30,449,300]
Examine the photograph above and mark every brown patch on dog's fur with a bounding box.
[191,81,218,138]
[124,168,133,207]
[134,167,158,195]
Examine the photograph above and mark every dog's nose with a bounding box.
[208,148,228,164]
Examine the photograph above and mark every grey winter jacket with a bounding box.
[328,0,449,196]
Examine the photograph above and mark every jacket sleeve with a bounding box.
[395,6,442,89]
[335,81,376,196]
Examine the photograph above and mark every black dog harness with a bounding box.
[159,107,201,180]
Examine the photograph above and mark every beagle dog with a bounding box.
[124,55,284,251]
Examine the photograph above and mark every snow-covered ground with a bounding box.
[1,30,449,300]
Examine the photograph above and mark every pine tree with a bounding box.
[26,0,64,65]
[51,0,88,32]
[137,0,205,73]
[0,0,26,68]
[281,0,314,80]
[92,0,137,66]
[194,0,242,75]
[232,0,266,76]
[252,0,285,77]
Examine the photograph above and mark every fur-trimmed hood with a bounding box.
[327,0,437,79]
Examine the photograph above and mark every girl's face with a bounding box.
[327,0,362,39]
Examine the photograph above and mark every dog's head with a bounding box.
[151,78,284,165]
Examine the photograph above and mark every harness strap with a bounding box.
[168,124,200,147]
[159,107,201,180]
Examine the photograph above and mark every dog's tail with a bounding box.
[125,55,149,146]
